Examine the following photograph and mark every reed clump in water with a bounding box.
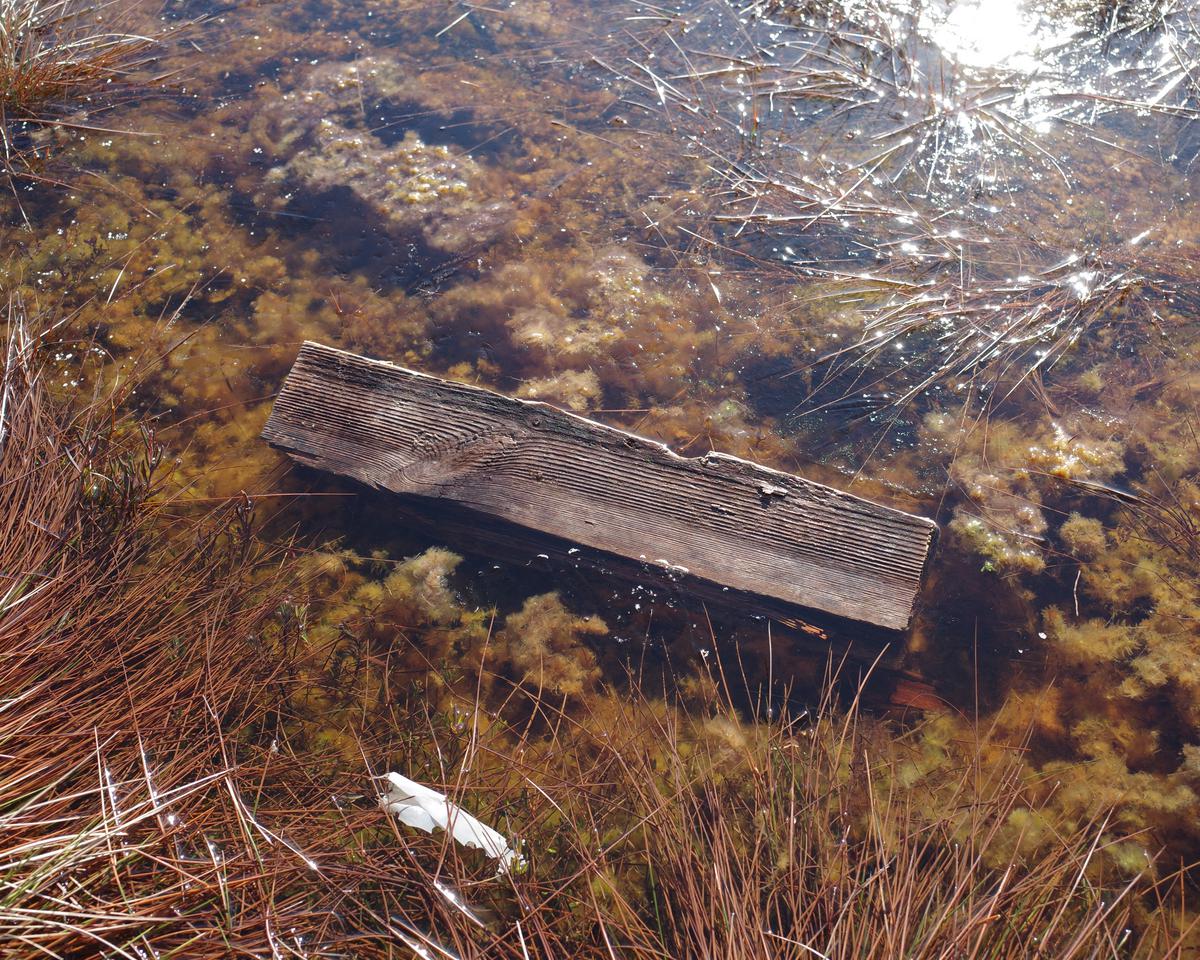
[0,0,176,178]
[0,307,340,954]
[602,0,1200,429]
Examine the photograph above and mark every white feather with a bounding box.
[379,772,519,871]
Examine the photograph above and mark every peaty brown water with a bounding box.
[7,0,1200,861]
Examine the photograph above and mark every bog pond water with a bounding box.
[9,0,1200,897]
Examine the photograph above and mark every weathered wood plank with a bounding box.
[263,342,937,630]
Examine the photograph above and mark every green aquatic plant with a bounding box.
[516,367,602,411]
[925,412,1126,577]
[1058,511,1109,559]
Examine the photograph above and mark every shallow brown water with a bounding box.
[7,0,1200,775]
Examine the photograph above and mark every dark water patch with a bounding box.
[426,324,507,370]
[739,351,805,420]
[365,99,524,162]
[906,548,1036,710]
[214,57,292,99]
[740,338,929,453]
[271,185,464,292]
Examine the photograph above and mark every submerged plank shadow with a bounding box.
[263,342,937,631]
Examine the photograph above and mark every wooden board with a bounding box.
[263,342,937,630]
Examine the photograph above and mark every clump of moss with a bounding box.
[1026,420,1126,481]
[1042,607,1140,665]
[267,122,512,253]
[1059,512,1109,559]
[1075,365,1107,396]
[497,593,607,697]
[949,509,1047,575]
[517,368,602,412]
[379,547,464,625]
[930,414,1127,577]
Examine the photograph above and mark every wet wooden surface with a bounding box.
[263,342,937,630]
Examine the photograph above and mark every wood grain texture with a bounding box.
[263,342,937,630]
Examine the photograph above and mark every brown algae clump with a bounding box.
[517,368,601,412]
[929,412,1127,576]
[267,120,512,254]
[497,592,608,698]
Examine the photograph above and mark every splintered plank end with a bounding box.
[263,342,937,630]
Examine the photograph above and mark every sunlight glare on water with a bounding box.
[921,0,1072,70]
